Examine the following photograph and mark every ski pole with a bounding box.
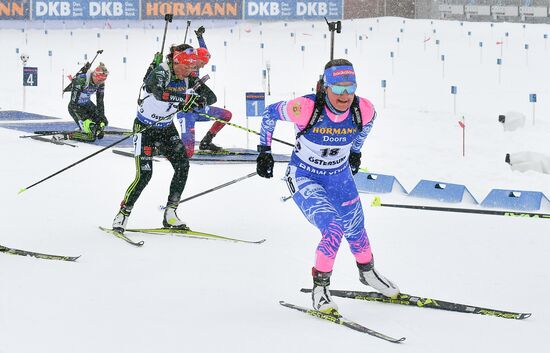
[197,112,294,148]
[19,129,137,194]
[183,20,191,44]
[159,172,258,210]
[19,76,211,194]
[18,115,176,195]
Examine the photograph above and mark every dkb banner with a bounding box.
[0,0,30,19]
[244,0,342,20]
[142,0,242,19]
[32,0,139,20]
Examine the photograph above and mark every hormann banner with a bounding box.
[244,0,342,20]
[0,0,30,19]
[32,0,139,20]
[142,0,241,19]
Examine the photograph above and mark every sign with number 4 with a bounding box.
[23,67,38,87]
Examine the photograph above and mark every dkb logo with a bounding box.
[35,1,71,16]
[89,1,124,16]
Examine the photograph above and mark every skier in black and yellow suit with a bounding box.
[66,63,109,142]
[112,44,216,233]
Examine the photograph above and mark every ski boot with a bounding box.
[357,261,400,298]
[312,267,339,315]
[163,204,189,230]
[199,131,223,152]
[112,206,132,233]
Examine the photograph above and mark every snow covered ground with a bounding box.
[1,17,549,352]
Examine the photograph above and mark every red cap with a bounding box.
[196,47,211,64]
[173,48,198,66]
[93,62,109,80]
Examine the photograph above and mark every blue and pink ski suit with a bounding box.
[259,94,376,272]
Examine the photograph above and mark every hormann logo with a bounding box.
[144,1,239,18]
[312,127,356,134]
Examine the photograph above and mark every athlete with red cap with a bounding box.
[177,26,233,155]
[111,43,216,234]
[65,62,110,142]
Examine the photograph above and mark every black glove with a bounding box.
[177,94,198,112]
[193,96,207,110]
[178,95,207,112]
[349,151,361,175]
[257,146,274,178]
[195,26,205,38]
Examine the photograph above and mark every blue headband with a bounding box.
[323,65,356,86]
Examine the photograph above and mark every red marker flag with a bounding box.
[459,117,465,157]
[496,41,503,45]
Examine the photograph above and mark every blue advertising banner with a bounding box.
[33,0,139,20]
[0,0,29,20]
[142,0,241,20]
[244,0,342,20]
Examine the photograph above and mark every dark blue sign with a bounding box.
[246,92,266,117]
[529,94,537,103]
[33,0,139,20]
[23,67,38,87]
[381,80,386,88]
[244,0,342,20]
[451,86,457,94]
